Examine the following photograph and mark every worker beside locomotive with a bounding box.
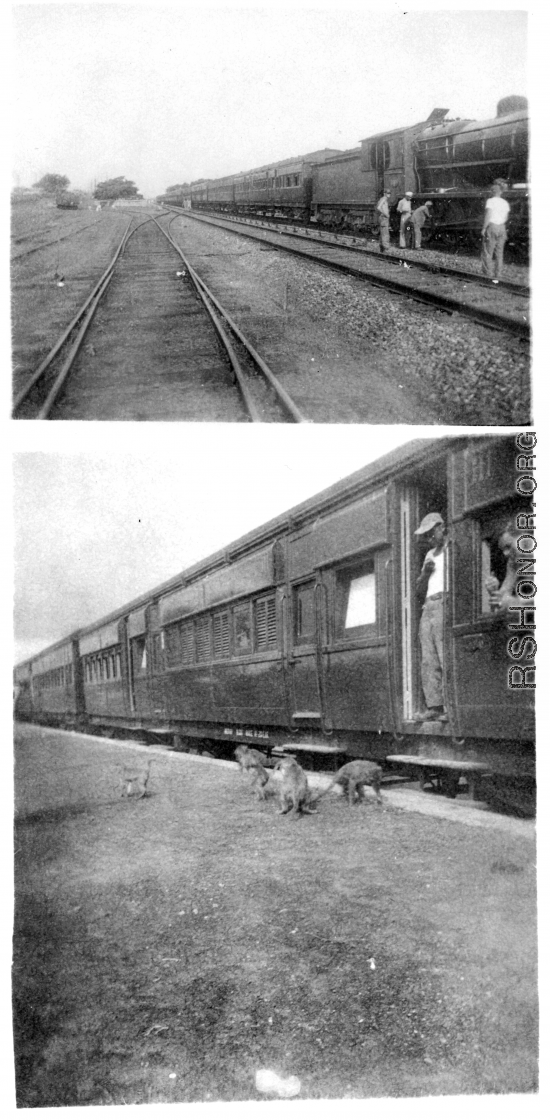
[160,96,528,259]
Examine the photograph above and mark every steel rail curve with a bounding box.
[169,208,529,340]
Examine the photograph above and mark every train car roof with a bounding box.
[360,118,436,144]
[16,435,505,665]
[314,147,361,166]
[52,438,460,642]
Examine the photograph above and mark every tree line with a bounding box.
[31,174,142,200]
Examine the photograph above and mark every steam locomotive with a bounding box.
[15,435,535,808]
[159,97,528,252]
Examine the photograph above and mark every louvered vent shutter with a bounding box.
[213,612,231,659]
[181,622,195,664]
[195,617,211,662]
[256,596,277,650]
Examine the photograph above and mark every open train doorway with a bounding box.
[398,456,448,722]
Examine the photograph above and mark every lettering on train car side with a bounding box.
[507,432,536,690]
[224,727,269,740]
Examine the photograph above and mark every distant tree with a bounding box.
[93,176,141,200]
[165,182,189,192]
[33,173,70,194]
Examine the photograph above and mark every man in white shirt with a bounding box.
[397,191,413,248]
[376,189,391,253]
[481,179,510,283]
[413,512,448,722]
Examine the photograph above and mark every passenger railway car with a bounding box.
[189,150,342,221]
[15,436,535,805]
[163,97,528,251]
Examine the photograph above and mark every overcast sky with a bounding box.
[13,427,421,663]
[12,4,529,198]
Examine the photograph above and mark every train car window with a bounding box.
[195,616,211,662]
[131,636,148,677]
[164,624,181,668]
[234,603,252,654]
[335,559,377,637]
[370,141,391,172]
[294,582,316,645]
[213,612,231,659]
[255,595,277,651]
[151,634,163,674]
[477,504,521,615]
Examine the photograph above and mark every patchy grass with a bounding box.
[13,725,538,1105]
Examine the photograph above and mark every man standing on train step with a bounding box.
[397,191,413,248]
[413,512,448,722]
[376,189,392,253]
[481,179,510,283]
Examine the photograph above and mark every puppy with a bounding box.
[274,757,317,815]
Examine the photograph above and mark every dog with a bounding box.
[320,760,383,806]
[273,756,318,815]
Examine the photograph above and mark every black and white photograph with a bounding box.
[11,6,530,424]
[8,2,543,1116]
[12,429,538,1106]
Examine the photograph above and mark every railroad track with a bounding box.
[11,217,107,262]
[168,208,530,340]
[12,213,309,422]
[167,207,529,295]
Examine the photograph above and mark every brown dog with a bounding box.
[274,757,318,815]
[321,760,383,806]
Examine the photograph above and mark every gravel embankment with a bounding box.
[291,264,530,425]
[175,216,530,425]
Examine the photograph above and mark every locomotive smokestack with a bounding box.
[497,95,528,117]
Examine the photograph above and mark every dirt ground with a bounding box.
[11,202,529,423]
[13,724,538,1107]
[11,201,130,400]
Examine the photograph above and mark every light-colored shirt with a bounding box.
[397,197,412,215]
[377,197,390,218]
[484,196,510,226]
[425,545,447,597]
[412,204,431,227]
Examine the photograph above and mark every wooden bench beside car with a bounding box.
[386,754,491,800]
[273,742,347,771]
